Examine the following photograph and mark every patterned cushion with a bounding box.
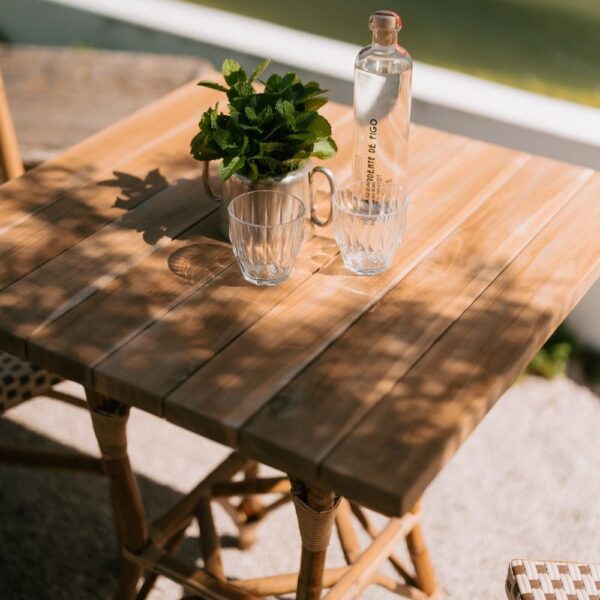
[0,351,61,413]
[506,559,600,600]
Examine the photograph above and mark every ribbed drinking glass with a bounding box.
[228,190,305,286]
[333,182,408,275]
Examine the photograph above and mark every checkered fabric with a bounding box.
[506,559,600,600]
[0,351,61,413]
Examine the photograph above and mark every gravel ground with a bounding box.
[1,376,598,599]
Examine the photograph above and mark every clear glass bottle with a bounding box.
[352,10,412,201]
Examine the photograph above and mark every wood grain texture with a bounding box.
[0,124,197,294]
[0,170,213,359]
[87,104,381,410]
[239,157,593,480]
[164,140,525,445]
[24,208,230,389]
[321,173,600,516]
[94,126,467,421]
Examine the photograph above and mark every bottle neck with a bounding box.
[372,30,397,46]
[370,41,398,55]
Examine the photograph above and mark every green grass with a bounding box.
[187,0,600,107]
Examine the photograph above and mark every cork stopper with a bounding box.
[369,10,402,46]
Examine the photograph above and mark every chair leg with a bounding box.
[406,501,437,596]
[86,389,148,600]
[0,69,24,180]
[115,560,144,600]
[291,479,339,600]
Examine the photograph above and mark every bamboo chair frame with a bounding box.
[0,68,103,475]
[87,388,439,600]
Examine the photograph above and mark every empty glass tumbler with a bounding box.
[333,182,408,275]
[228,190,305,286]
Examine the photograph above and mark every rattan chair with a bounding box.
[506,559,600,600]
[0,68,103,474]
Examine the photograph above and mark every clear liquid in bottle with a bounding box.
[352,10,412,201]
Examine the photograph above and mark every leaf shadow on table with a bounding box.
[0,417,236,600]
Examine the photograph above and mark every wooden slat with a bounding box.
[0,122,198,294]
[320,173,600,516]
[238,157,593,480]
[0,78,212,233]
[91,126,468,416]
[0,170,214,359]
[162,140,526,445]
[24,211,231,388]
[94,234,340,414]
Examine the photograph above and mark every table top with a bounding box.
[1,73,598,516]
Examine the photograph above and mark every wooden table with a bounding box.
[1,73,598,599]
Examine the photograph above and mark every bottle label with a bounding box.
[353,69,405,200]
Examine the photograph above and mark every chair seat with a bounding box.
[506,559,600,600]
[0,351,61,412]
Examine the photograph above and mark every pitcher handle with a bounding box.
[202,161,221,203]
[309,166,336,227]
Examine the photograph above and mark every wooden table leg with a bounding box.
[196,496,225,579]
[406,500,437,596]
[86,389,148,600]
[238,460,263,549]
[291,479,338,600]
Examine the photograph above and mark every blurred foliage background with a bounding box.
[190,0,600,107]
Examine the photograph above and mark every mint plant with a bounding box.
[191,58,337,181]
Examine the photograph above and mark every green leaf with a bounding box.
[275,99,296,128]
[219,156,245,180]
[300,83,329,101]
[288,132,317,142]
[280,73,298,90]
[262,142,287,152]
[247,161,259,180]
[222,59,247,85]
[245,106,259,121]
[197,80,228,92]
[304,96,328,111]
[275,98,295,117]
[249,58,271,82]
[209,106,219,129]
[259,105,273,124]
[311,137,338,159]
[237,122,262,132]
[283,158,307,172]
[233,81,254,96]
[292,149,312,159]
[213,127,234,150]
[295,111,317,128]
[265,73,282,91]
[307,114,332,137]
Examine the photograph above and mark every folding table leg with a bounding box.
[86,389,148,600]
[291,479,339,600]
